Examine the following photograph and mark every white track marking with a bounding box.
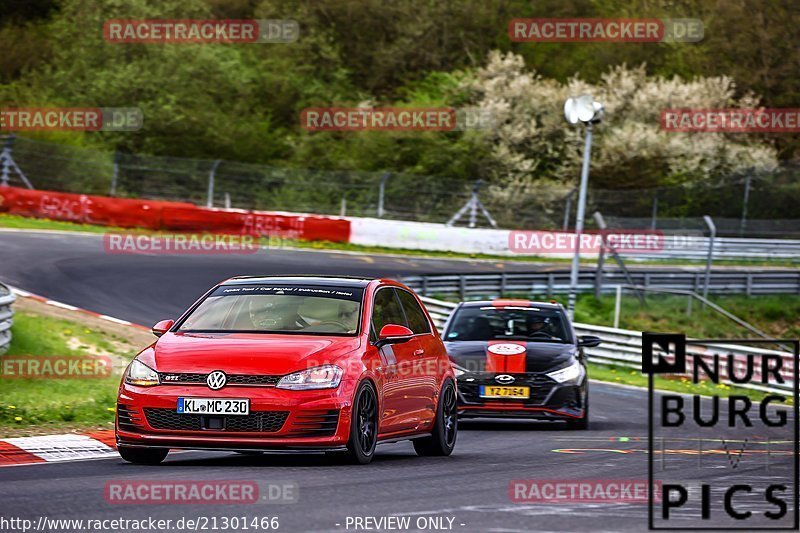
[4,434,117,462]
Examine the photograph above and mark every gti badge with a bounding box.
[206,370,227,390]
[495,374,515,384]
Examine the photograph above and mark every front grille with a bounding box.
[158,372,281,387]
[117,404,143,431]
[286,410,340,437]
[144,408,288,432]
[457,373,558,405]
[229,375,281,386]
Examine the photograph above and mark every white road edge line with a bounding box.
[7,284,147,329]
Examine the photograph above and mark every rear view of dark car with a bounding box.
[442,299,600,429]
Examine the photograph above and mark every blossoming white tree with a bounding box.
[465,51,778,210]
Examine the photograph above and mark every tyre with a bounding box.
[413,379,457,457]
[342,380,378,465]
[565,403,589,430]
[118,445,169,465]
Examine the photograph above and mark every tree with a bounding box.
[467,51,777,189]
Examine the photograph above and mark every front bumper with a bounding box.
[116,380,356,450]
[455,372,586,420]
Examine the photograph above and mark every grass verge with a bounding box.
[0,310,141,436]
[574,293,800,339]
[588,362,793,405]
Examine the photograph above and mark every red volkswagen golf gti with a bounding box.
[116,276,457,464]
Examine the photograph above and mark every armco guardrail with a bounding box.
[406,269,800,298]
[350,217,800,262]
[420,296,456,331]
[420,296,795,395]
[0,283,15,354]
[628,236,800,261]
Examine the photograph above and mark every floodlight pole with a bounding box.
[566,122,593,320]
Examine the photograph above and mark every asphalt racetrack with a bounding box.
[0,230,796,532]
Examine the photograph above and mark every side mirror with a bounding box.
[375,324,414,348]
[577,335,601,348]
[152,319,174,337]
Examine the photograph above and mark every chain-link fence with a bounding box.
[1,135,798,236]
[596,167,800,237]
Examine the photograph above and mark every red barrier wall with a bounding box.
[0,186,351,242]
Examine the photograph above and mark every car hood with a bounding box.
[151,332,362,375]
[445,340,577,373]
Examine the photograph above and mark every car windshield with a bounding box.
[445,306,569,342]
[177,284,363,336]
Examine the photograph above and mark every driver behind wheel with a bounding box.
[248,296,309,330]
[526,314,555,338]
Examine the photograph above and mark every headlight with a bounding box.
[546,361,584,384]
[452,364,467,378]
[276,365,343,390]
[125,359,160,387]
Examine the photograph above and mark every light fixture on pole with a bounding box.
[564,95,604,320]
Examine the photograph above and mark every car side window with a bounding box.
[371,288,407,337]
[396,290,431,334]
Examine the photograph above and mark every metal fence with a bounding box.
[420,296,795,395]
[616,235,800,262]
[584,166,800,238]
[2,134,799,236]
[0,283,15,354]
[405,269,800,299]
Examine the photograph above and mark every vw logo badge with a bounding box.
[206,370,227,390]
[495,374,515,384]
